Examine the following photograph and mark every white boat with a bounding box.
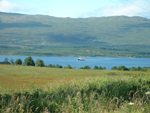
[77,57,85,61]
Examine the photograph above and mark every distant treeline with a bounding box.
[0,56,150,71]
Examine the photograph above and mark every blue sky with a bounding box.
[0,0,150,18]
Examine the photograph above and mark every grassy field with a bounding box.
[0,65,150,113]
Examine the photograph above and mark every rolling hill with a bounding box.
[0,12,150,57]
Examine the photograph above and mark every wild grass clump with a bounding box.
[0,78,149,113]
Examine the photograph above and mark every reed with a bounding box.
[0,65,150,113]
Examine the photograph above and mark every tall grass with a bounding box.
[0,65,150,112]
[0,78,150,113]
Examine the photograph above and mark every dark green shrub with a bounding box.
[64,65,73,69]
[0,58,10,64]
[80,65,91,69]
[15,59,22,65]
[24,56,35,66]
[35,59,45,67]
[112,65,129,71]
[93,66,106,70]
[48,64,63,68]
[129,67,148,71]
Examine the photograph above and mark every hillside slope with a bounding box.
[0,12,150,57]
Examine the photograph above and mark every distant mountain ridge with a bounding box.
[0,12,150,57]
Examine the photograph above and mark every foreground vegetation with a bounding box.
[0,65,150,113]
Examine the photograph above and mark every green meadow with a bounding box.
[0,65,150,113]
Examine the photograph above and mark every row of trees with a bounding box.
[5,57,72,69]
[2,57,149,71]
[9,56,45,67]
[48,64,73,69]
[80,65,106,70]
[111,65,149,71]
[80,65,149,71]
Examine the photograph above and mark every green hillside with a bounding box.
[0,12,150,57]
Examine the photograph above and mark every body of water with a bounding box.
[0,55,150,69]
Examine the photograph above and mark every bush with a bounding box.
[15,59,22,65]
[48,64,63,68]
[4,58,9,62]
[129,67,148,71]
[93,66,106,70]
[0,58,10,64]
[80,65,91,69]
[112,65,129,71]
[24,56,35,66]
[35,59,45,67]
[64,65,73,69]
[111,66,149,71]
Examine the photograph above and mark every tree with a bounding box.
[93,66,106,70]
[64,65,73,69]
[4,58,9,62]
[24,56,35,66]
[35,59,45,67]
[80,65,91,69]
[0,57,10,64]
[117,65,129,71]
[15,59,22,65]
[93,66,99,70]
[112,65,129,71]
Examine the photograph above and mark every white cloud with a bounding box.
[0,0,30,14]
[0,0,17,12]
[82,0,150,18]
[103,4,140,16]
[102,0,149,17]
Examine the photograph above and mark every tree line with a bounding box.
[1,56,44,67]
[1,56,149,71]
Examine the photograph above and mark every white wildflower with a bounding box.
[145,91,150,95]
[128,102,134,105]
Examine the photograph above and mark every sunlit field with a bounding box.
[0,65,150,113]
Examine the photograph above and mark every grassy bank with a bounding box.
[0,65,150,113]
